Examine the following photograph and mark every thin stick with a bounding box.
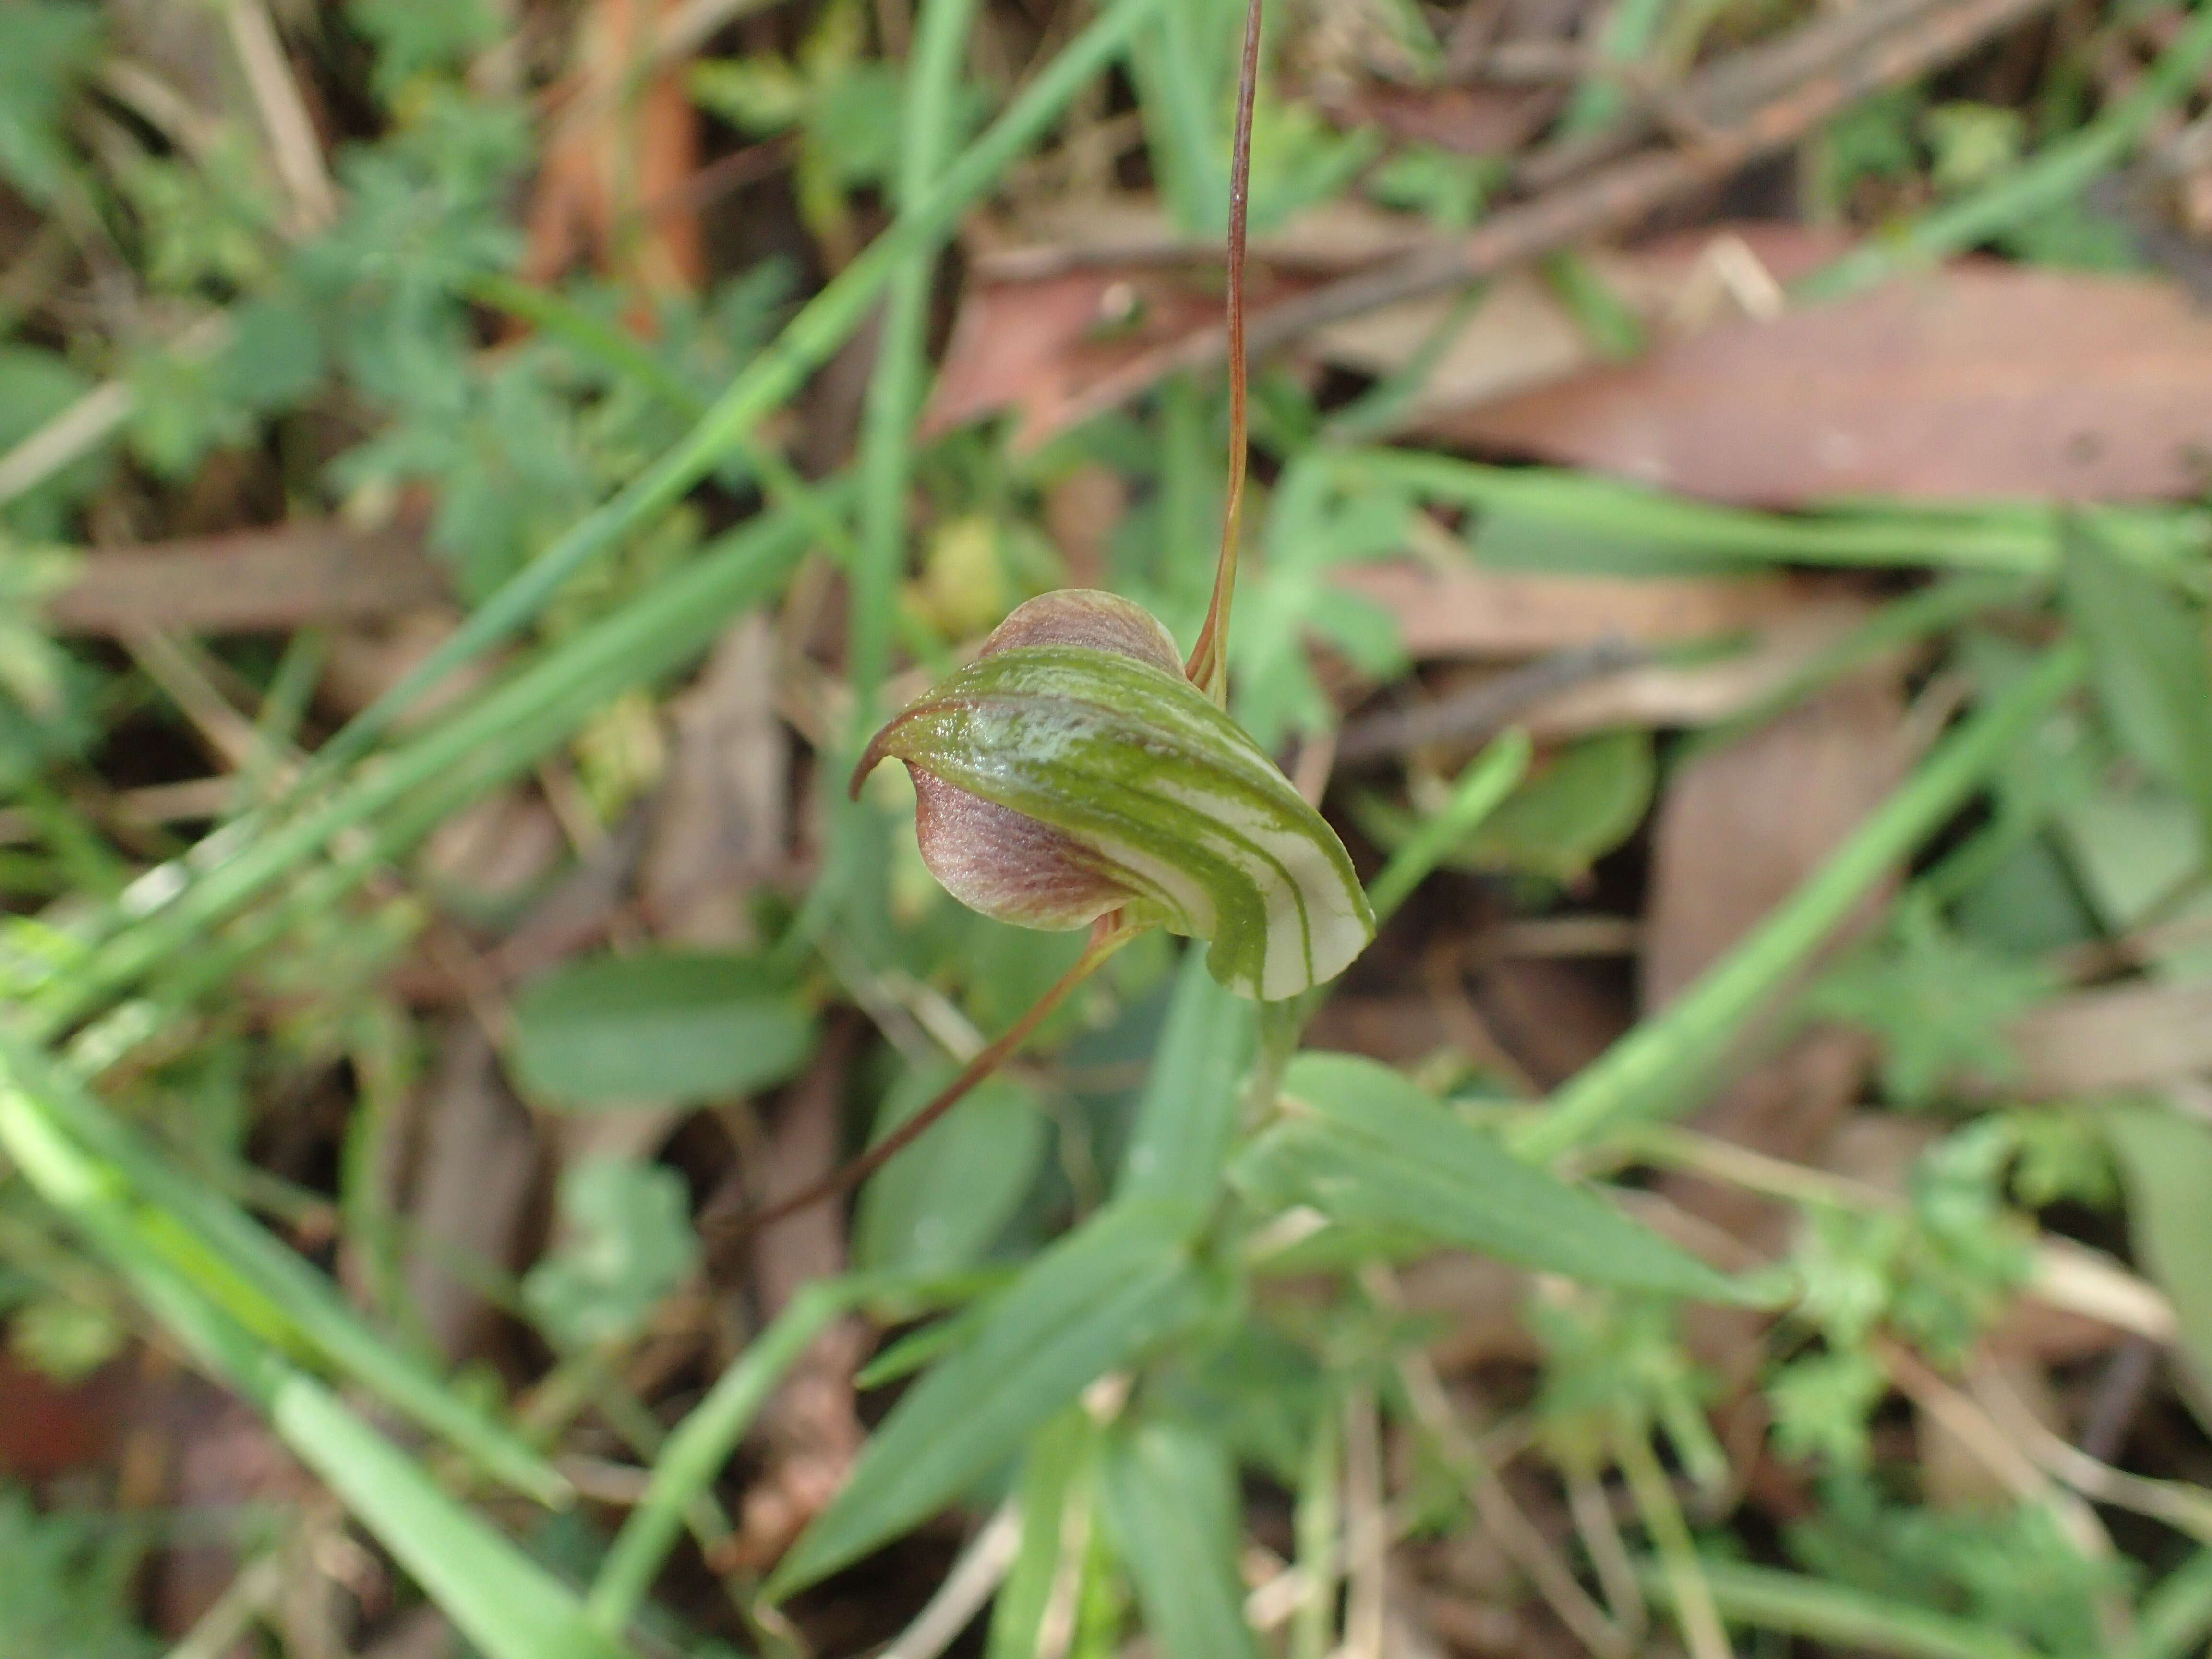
[728,915,1134,1239]
[1181,0,1265,704]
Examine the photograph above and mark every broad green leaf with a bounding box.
[1102,1421,1262,1659]
[866,638,1373,1000]
[2104,1105,2212,1435]
[855,1066,1044,1274]
[771,1202,1205,1596]
[1115,946,1256,1232]
[1237,1054,1757,1303]
[523,1159,699,1348]
[271,1375,637,1659]
[510,951,816,1107]
[2062,528,2212,863]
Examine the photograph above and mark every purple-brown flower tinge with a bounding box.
[855,589,1178,932]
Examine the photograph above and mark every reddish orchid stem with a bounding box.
[746,5,1266,1242]
[1182,0,1265,705]
[733,914,1135,1239]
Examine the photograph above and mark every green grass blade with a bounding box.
[0,1056,633,1659]
[317,0,1177,773]
[1797,0,2212,303]
[0,1028,568,1503]
[1513,642,2085,1162]
[589,1279,860,1632]
[2104,1105,2212,1436]
[1115,947,1258,1232]
[273,1376,636,1659]
[1365,732,1531,925]
[2061,522,2212,868]
[2131,1549,2212,1659]
[1642,1558,2041,1659]
[769,1204,1205,1598]
[1102,1420,1261,1659]
[850,0,980,732]
[1239,1053,1760,1303]
[35,506,818,1034]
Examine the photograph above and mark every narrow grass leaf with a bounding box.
[589,1279,860,1632]
[2131,1549,2212,1659]
[1238,1053,1755,1303]
[2104,1104,2212,1436]
[0,1059,634,1659]
[1642,1558,2041,1659]
[770,1202,1204,1597]
[1102,1420,1262,1659]
[510,952,816,1108]
[1515,642,2085,1161]
[988,1410,1101,1659]
[0,1029,567,1502]
[271,1375,636,1659]
[2061,525,2212,864]
[1115,946,1257,1232]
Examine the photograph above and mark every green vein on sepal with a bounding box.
[873,644,1373,999]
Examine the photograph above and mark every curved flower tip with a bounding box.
[852,589,1375,1001]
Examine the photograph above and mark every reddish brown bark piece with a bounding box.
[1432,261,2212,505]
[49,523,443,637]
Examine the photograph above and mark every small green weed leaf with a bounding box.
[1102,1420,1262,1659]
[1766,1347,1887,1473]
[867,636,1373,1000]
[510,951,815,1107]
[1356,729,1652,883]
[1238,1054,1756,1303]
[772,1202,1204,1597]
[1115,946,1256,1231]
[855,1065,1044,1274]
[1232,455,1412,751]
[349,0,504,99]
[1807,891,2056,1106]
[2062,527,2212,860]
[0,2,100,206]
[271,1374,638,1659]
[522,1159,698,1349]
[2104,1104,2212,1435]
[0,1485,156,1659]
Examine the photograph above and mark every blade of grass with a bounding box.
[1365,731,1532,925]
[851,0,981,734]
[1798,0,2212,302]
[0,1027,570,1503]
[1345,448,2208,576]
[0,1059,637,1659]
[315,0,1177,775]
[1638,1558,2041,1659]
[2131,1549,2212,1659]
[33,505,820,1034]
[1513,640,2085,1161]
[587,1278,863,1633]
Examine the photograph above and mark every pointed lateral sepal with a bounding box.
[861,630,1374,1001]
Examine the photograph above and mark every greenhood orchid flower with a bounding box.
[853,588,1374,1001]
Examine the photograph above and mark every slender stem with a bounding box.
[1181,0,1263,704]
[732,915,1135,1238]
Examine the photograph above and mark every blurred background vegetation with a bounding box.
[8,0,2212,1656]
